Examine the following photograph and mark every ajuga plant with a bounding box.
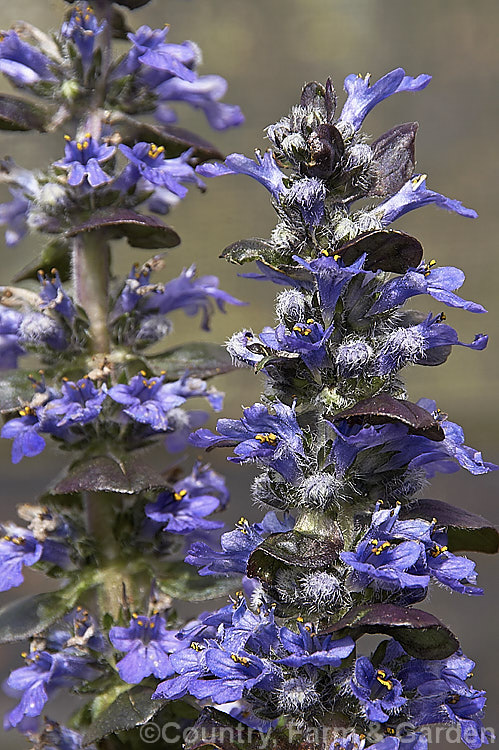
[0,0,247,747]
[139,71,496,749]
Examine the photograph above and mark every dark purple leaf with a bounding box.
[0,94,47,132]
[322,603,459,660]
[336,230,423,273]
[399,498,499,554]
[66,209,180,249]
[301,123,344,180]
[110,8,132,39]
[117,119,223,162]
[300,79,337,122]
[247,530,343,583]
[330,394,444,441]
[369,122,418,197]
[51,456,169,495]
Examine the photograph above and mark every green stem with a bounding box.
[72,233,111,354]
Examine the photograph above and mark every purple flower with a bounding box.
[143,264,244,331]
[61,3,105,70]
[0,306,24,369]
[0,30,57,86]
[185,512,294,576]
[375,174,477,225]
[155,75,244,130]
[278,622,354,668]
[109,613,183,684]
[202,648,278,704]
[259,319,334,370]
[293,253,370,324]
[126,25,197,83]
[375,314,488,375]
[197,150,285,198]
[1,410,47,463]
[47,378,106,426]
[38,270,75,323]
[34,720,92,750]
[119,143,205,198]
[54,135,115,187]
[190,401,305,482]
[220,599,279,655]
[0,526,42,591]
[369,263,486,316]
[5,649,97,728]
[153,644,207,701]
[350,656,407,722]
[145,462,227,534]
[338,68,431,131]
[0,188,30,246]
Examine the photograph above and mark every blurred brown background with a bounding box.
[0,0,498,746]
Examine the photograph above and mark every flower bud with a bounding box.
[275,289,307,326]
[335,338,373,377]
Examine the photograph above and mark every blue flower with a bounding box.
[197,150,285,198]
[125,25,197,82]
[119,143,205,198]
[1,409,47,463]
[0,30,57,86]
[278,622,354,668]
[375,314,487,375]
[143,264,244,331]
[293,253,370,325]
[190,401,305,482]
[109,613,183,684]
[155,75,244,130]
[369,263,486,316]
[38,270,75,323]
[285,177,326,226]
[185,512,294,576]
[201,648,279,704]
[61,3,106,70]
[338,68,431,131]
[350,655,407,722]
[258,319,334,370]
[0,188,30,246]
[153,644,207,701]
[0,525,42,591]
[219,599,279,655]
[35,720,93,750]
[54,135,115,187]
[375,174,477,224]
[0,306,24,369]
[341,536,429,593]
[48,378,106,426]
[145,463,227,535]
[328,733,406,750]
[5,649,97,728]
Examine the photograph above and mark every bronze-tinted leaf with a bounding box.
[247,530,342,583]
[220,237,275,265]
[399,498,499,554]
[330,394,444,441]
[301,123,344,180]
[336,230,423,273]
[0,94,47,132]
[66,209,180,249]
[117,118,223,162]
[300,78,336,122]
[370,122,418,197]
[51,456,169,495]
[146,342,235,381]
[322,603,459,659]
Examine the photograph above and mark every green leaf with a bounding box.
[66,209,180,249]
[0,94,47,131]
[51,455,169,495]
[0,575,95,644]
[220,237,275,265]
[146,342,236,381]
[322,603,459,660]
[12,239,71,283]
[159,562,238,601]
[82,684,167,745]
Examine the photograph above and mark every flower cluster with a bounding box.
[174,68,497,747]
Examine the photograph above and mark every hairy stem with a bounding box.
[72,233,111,354]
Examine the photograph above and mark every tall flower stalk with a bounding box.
[146,71,496,749]
[0,1,244,747]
